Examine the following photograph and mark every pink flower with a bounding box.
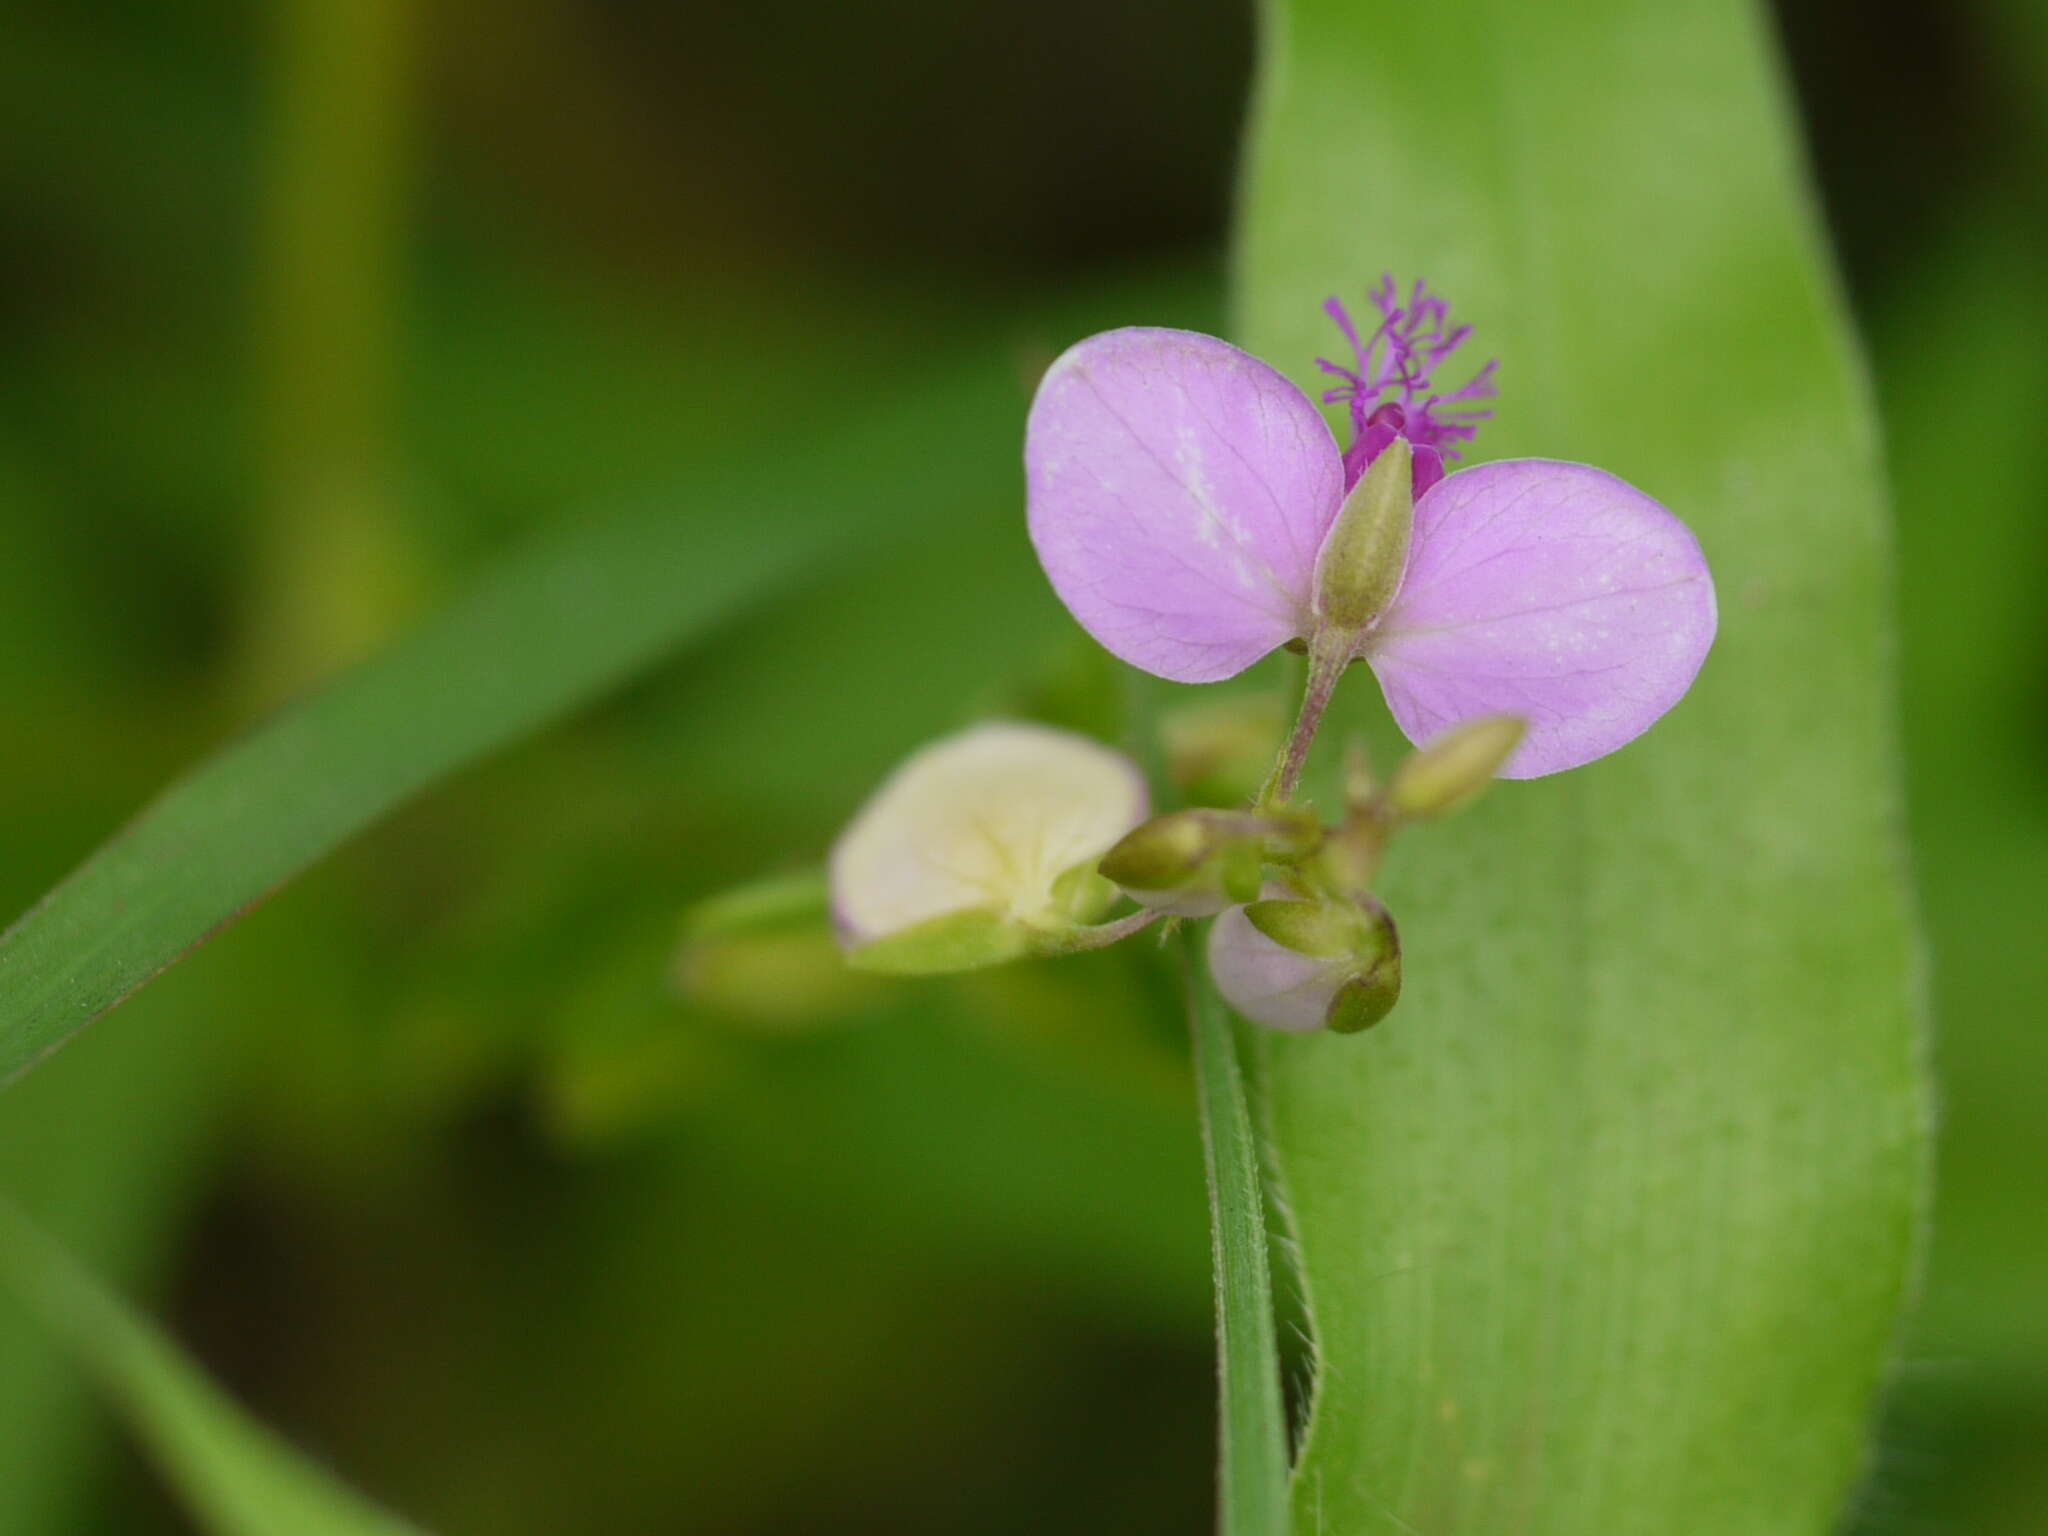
[1024,286,1717,779]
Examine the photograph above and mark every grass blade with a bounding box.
[1184,927,1291,1536]
[0,364,1018,1086]
[0,1198,426,1535]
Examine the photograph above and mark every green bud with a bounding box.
[1101,807,1319,917]
[1385,714,1527,818]
[845,907,1032,975]
[1312,437,1414,632]
[1098,809,1224,891]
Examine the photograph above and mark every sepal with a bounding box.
[844,907,1033,976]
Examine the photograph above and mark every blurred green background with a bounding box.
[1,1,2041,1531]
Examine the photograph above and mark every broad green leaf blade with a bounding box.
[0,1200,425,1535]
[1236,2,1924,1532]
[1183,930,1290,1536]
[0,363,1016,1087]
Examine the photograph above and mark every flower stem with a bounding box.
[1266,629,1354,804]
[1033,906,1164,955]
[1182,926,1292,1536]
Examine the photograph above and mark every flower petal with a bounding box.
[1366,459,1716,778]
[1026,327,1344,683]
[829,722,1148,944]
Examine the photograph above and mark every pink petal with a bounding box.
[1366,459,1717,778]
[1026,327,1345,683]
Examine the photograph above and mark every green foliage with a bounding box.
[1235,0,1924,1530]
[0,988,227,1534]
[0,355,1024,1085]
[0,1200,425,1536]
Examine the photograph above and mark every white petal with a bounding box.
[830,722,1149,943]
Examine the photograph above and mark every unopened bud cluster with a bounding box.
[1098,806,1317,917]
[1101,711,1524,1033]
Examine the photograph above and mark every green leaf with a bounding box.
[1235,1,1924,1531]
[0,1199,425,1535]
[0,358,1020,1087]
[0,986,229,1531]
[1183,930,1291,1536]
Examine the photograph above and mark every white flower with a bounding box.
[830,722,1148,970]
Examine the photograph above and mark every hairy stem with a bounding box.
[1267,629,1355,803]
[1034,906,1164,955]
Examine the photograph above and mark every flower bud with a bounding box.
[1312,436,1414,633]
[1207,891,1401,1033]
[1100,807,1317,917]
[1098,809,1237,915]
[1385,714,1526,818]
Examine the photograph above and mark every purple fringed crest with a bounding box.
[1317,275,1499,496]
